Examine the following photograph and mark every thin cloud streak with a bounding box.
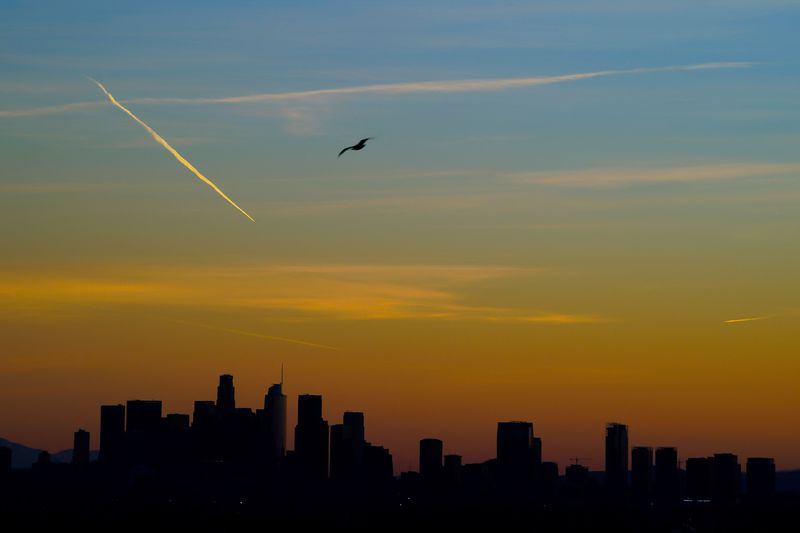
[90,78,255,222]
[724,316,772,324]
[0,62,752,118]
[0,100,102,118]
[169,319,340,351]
[126,62,752,105]
[509,163,800,186]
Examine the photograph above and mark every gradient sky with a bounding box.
[1,0,799,472]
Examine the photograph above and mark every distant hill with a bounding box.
[0,438,98,469]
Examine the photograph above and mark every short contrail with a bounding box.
[724,316,771,324]
[170,319,339,351]
[89,78,255,222]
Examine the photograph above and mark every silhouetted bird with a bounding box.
[338,137,374,158]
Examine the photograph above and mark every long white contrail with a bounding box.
[89,78,255,223]
[125,62,753,105]
[0,62,752,118]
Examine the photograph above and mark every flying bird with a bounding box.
[338,137,374,158]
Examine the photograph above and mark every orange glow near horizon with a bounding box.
[1,258,797,472]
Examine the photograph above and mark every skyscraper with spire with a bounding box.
[263,369,287,461]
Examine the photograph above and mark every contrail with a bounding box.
[169,319,339,351]
[1,62,752,118]
[723,316,772,324]
[124,62,753,106]
[89,78,255,222]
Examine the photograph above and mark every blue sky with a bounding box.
[1,1,799,466]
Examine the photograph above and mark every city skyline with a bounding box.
[2,0,799,479]
[0,372,789,476]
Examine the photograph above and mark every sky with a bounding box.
[1,0,799,472]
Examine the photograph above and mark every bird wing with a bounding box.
[359,137,374,144]
[338,146,353,157]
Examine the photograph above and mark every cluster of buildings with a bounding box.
[0,375,779,507]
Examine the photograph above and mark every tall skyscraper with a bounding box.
[419,438,443,479]
[654,447,680,505]
[263,382,287,460]
[216,374,236,413]
[72,429,90,466]
[294,394,329,480]
[746,457,776,500]
[605,423,628,495]
[631,446,653,503]
[99,404,125,464]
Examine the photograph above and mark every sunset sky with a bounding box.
[1,0,799,472]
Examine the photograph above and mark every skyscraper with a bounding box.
[605,423,628,495]
[746,457,776,500]
[72,429,90,466]
[497,421,537,490]
[294,394,329,480]
[654,447,680,506]
[263,382,287,461]
[126,400,162,434]
[419,438,443,479]
[216,374,235,413]
[99,404,125,464]
[126,400,162,464]
[712,453,741,505]
[686,457,713,502]
[631,446,653,503]
[331,412,366,482]
[497,421,534,468]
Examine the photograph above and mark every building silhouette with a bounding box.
[72,429,90,466]
[419,438,443,479]
[747,457,776,500]
[262,381,287,462]
[0,372,791,531]
[294,394,329,480]
[99,404,125,465]
[712,453,741,505]
[654,447,680,506]
[631,446,653,503]
[604,423,628,495]
[686,457,713,502]
[330,411,366,483]
[216,374,235,413]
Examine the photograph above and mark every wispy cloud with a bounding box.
[0,62,752,118]
[0,101,102,118]
[0,263,603,325]
[507,163,800,186]
[125,62,752,105]
[724,316,773,324]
